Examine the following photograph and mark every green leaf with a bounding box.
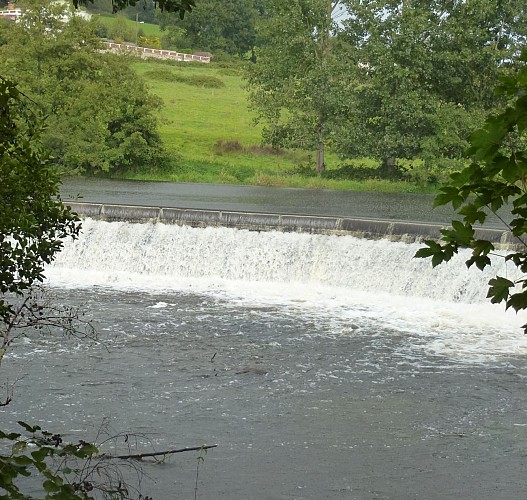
[31,447,51,463]
[466,255,491,271]
[74,443,98,458]
[507,291,527,312]
[414,240,442,258]
[0,431,21,441]
[43,479,61,493]
[11,441,27,455]
[17,421,41,434]
[487,277,515,304]
[434,187,464,209]
[11,455,32,467]
[459,204,487,224]
[440,220,474,247]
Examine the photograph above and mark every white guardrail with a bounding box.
[103,42,211,63]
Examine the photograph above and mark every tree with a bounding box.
[78,0,196,17]
[108,12,137,42]
[0,76,97,499]
[0,0,169,174]
[246,0,348,172]
[0,73,211,500]
[339,0,527,176]
[0,78,79,323]
[156,0,262,56]
[415,49,527,330]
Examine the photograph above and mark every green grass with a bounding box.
[115,60,438,193]
[97,15,163,38]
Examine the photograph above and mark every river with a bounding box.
[59,177,511,228]
[3,182,527,499]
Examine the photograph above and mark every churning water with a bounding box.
[4,219,527,499]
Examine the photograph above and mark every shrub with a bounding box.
[139,35,161,49]
[214,139,244,154]
[184,74,225,88]
[143,70,225,88]
[247,144,285,156]
[143,69,177,81]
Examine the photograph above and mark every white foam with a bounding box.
[46,218,527,362]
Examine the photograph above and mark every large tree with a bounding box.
[78,0,195,16]
[0,78,79,323]
[338,0,527,175]
[246,0,349,172]
[0,0,169,174]
[156,0,262,56]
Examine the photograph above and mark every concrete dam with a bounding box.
[67,201,514,247]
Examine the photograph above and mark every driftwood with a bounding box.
[104,444,218,461]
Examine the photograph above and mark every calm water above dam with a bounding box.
[3,217,527,499]
[60,177,512,229]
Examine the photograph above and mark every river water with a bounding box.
[59,177,510,228]
[3,218,527,499]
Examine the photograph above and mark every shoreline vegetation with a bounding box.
[111,58,438,193]
[95,16,440,194]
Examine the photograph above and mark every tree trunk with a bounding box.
[316,120,325,173]
[316,140,325,173]
[379,156,401,179]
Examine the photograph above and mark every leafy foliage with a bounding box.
[0,0,169,175]
[144,68,225,87]
[108,13,137,42]
[0,77,111,499]
[246,0,348,172]
[156,0,262,56]
[0,422,107,499]
[0,78,79,323]
[339,0,527,173]
[77,0,195,18]
[415,49,527,328]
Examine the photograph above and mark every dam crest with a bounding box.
[67,201,514,247]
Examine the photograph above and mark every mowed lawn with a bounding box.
[128,60,430,192]
[97,14,164,37]
[132,61,350,186]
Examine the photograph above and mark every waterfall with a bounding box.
[50,218,515,304]
[47,218,527,361]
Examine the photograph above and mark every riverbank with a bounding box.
[118,60,442,194]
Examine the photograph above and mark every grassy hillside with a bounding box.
[100,57,431,192]
[133,62,329,183]
[97,14,163,38]
[88,19,436,192]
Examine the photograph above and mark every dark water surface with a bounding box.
[4,181,521,498]
[61,178,466,225]
[4,286,527,499]
[60,177,512,229]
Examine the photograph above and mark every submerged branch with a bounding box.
[104,444,218,461]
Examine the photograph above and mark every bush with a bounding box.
[247,144,285,156]
[139,35,161,49]
[142,68,177,81]
[321,161,391,180]
[214,139,244,154]
[143,69,225,88]
[184,74,225,88]
[94,21,108,38]
[213,140,286,156]
[109,14,135,43]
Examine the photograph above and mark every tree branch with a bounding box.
[103,444,218,460]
